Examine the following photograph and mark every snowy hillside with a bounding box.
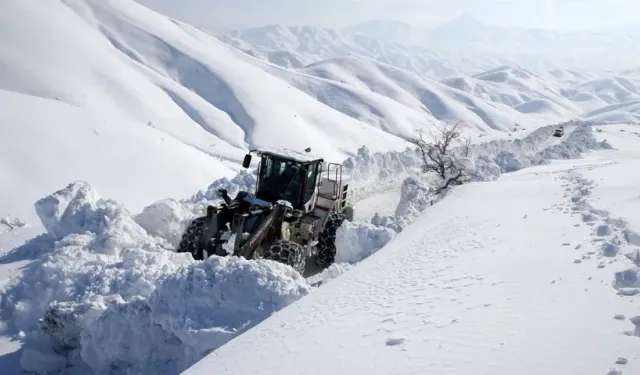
[0,0,414,222]
[266,57,554,135]
[219,17,640,77]
[215,23,640,127]
[355,16,640,74]
[220,24,501,78]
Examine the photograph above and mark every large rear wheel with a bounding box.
[315,211,347,268]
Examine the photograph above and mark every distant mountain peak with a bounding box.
[434,12,485,30]
[349,19,414,29]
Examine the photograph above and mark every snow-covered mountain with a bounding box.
[8,0,632,224]
[2,1,640,374]
[221,16,640,76]
[220,24,504,77]
[0,0,411,222]
[267,57,556,134]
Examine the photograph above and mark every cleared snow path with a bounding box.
[184,143,640,375]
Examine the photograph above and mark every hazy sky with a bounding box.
[137,0,640,32]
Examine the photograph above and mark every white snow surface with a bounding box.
[0,0,414,224]
[1,1,640,373]
[0,120,621,375]
[0,181,310,375]
[184,122,640,375]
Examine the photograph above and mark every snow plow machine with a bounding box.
[176,147,354,274]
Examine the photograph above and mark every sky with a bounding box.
[136,0,640,32]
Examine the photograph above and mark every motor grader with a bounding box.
[176,147,354,273]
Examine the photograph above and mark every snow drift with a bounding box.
[1,181,310,374]
[334,123,613,266]
[0,121,614,374]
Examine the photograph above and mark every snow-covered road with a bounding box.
[184,124,640,375]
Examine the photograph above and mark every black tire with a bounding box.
[176,216,225,260]
[176,216,207,260]
[315,211,347,268]
[263,240,306,274]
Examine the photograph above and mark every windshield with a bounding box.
[256,155,306,204]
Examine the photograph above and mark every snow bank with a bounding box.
[1,181,310,374]
[465,122,611,179]
[0,121,618,373]
[335,122,613,270]
[133,170,257,248]
[342,122,610,203]
[319,262,355,284]
[335,221,396,264]
[342,145,421,203]
[75,256,310,374]
[134,199,204,248]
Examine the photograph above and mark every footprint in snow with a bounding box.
[386,337,406,346]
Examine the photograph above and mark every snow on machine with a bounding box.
[176,147,354,273]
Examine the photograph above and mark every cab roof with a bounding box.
[254,146,324,163]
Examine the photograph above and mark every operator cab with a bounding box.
[242,147,324,210]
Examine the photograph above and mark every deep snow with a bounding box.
[1,1,639,374]
[184,123,640,375]
[0,121,623,375]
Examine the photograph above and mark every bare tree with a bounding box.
[412,121,471,193]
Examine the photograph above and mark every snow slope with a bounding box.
[0,0,415,222]
[185,123,640,375]
[216,25,640,125]
[217,18,640,78]
[219,25,473,78]
[270,56,553,135]
[0,121,622,375]
[0,90,235,226]
[356,16,640,74]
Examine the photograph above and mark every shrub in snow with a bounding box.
[3,181,311,375]
[412,122,471,193]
